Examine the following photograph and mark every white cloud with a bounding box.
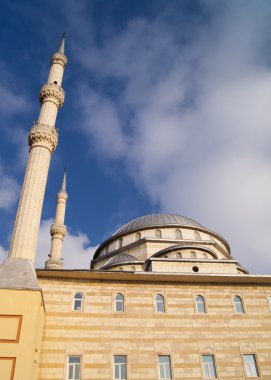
[65,1,271,273]
[0,245,8,265]
[0,165,20,210]
[36,219,98,269]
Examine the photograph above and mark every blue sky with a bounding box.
[1,0,271,273]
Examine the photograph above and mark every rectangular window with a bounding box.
[114,355,127,380]
[202,355,217,378]
[244,354,259,377]
[68,356,81,380]
[158,355,172,379]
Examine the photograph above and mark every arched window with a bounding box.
[155,229,162,238]
[118,267,123,271]
[105,246,109,255]
[191,251,196,258]
[117,238,123,249]
[269,295,271,305]
[135,232,141,241]
[155,294,165,312]
[234,295,244,313]
[176,252,182,258]
[194,231,201,240]
[196,295,206,313]
[203,253,208,259]
[175,229,182,239]
[130,266,135,271]
[73,292,83,311]
[115,293,124,312]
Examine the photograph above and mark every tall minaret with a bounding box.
[9,34,67,262]
[45,170,68,269]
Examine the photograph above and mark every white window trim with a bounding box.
[243,353,260,378]
[72,291,84,312]
[157,355,173,379]
[201,354,218,379]
[233,294,245,314]
[67,355,81,380]
[195,294,207,314]
[155,294,166,313]
[113,354,127,380]
[114,293,125,312]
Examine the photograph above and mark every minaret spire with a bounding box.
[9,36,67,262]
[58,32,66,54]
[60,168,67,193]
[45,170,68,270]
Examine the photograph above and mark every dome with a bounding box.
[114,213,205,235]
[101,253,138,269]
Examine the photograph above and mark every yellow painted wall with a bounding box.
[0,289,44,380]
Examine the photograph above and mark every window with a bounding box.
[114,355,127,380]
[175,229,182,239]
[234,295,244,313]
[203,253,208,259]
[68,356,81,380]
[158,355,172,379]
[176,252,182,258]
[155,229,162,238]
[156,294,165,312]
[194,231,201,240]
[135,232,141,241]
[243,354,259,377]
[191,251,196,258]
[73,292,83,311]
[115,293,124,312]
[118,238,123,249]
[202,355,217,378]
[196,295,206,313]
[268,295,271,304]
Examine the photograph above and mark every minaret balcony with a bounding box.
[39,83,65,108]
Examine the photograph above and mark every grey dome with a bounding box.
[104,253,138,268]
[115,213,205,235]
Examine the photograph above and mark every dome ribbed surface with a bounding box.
[105,253,138,266]
[115,213,204,235]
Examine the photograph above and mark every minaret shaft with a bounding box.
[45,171,68,270]
[9,36,67,262]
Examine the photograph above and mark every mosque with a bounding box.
[0,36,271,380]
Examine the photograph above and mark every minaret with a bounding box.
[9,34,67,262]
[45,170,68,269]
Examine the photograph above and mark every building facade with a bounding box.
[0,37,271,380]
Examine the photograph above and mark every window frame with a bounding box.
[195,295,206,314]
[175,228,182,239]
[233,295,245,314]
[201,354,218,378]
[113,355,127,380]
[155,229,162,238]
[243,353,260,378]
[115,293,124,312]
[194,231,201,240]
[67,355,81,380]
[155,294,165,313]
[72,292,84,312]
[158,355,173,379]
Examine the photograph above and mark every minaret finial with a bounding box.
[60,168,67,194]
[58,33,66,54]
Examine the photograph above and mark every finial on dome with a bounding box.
[59,168,67,194]
[58,33,66,54]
